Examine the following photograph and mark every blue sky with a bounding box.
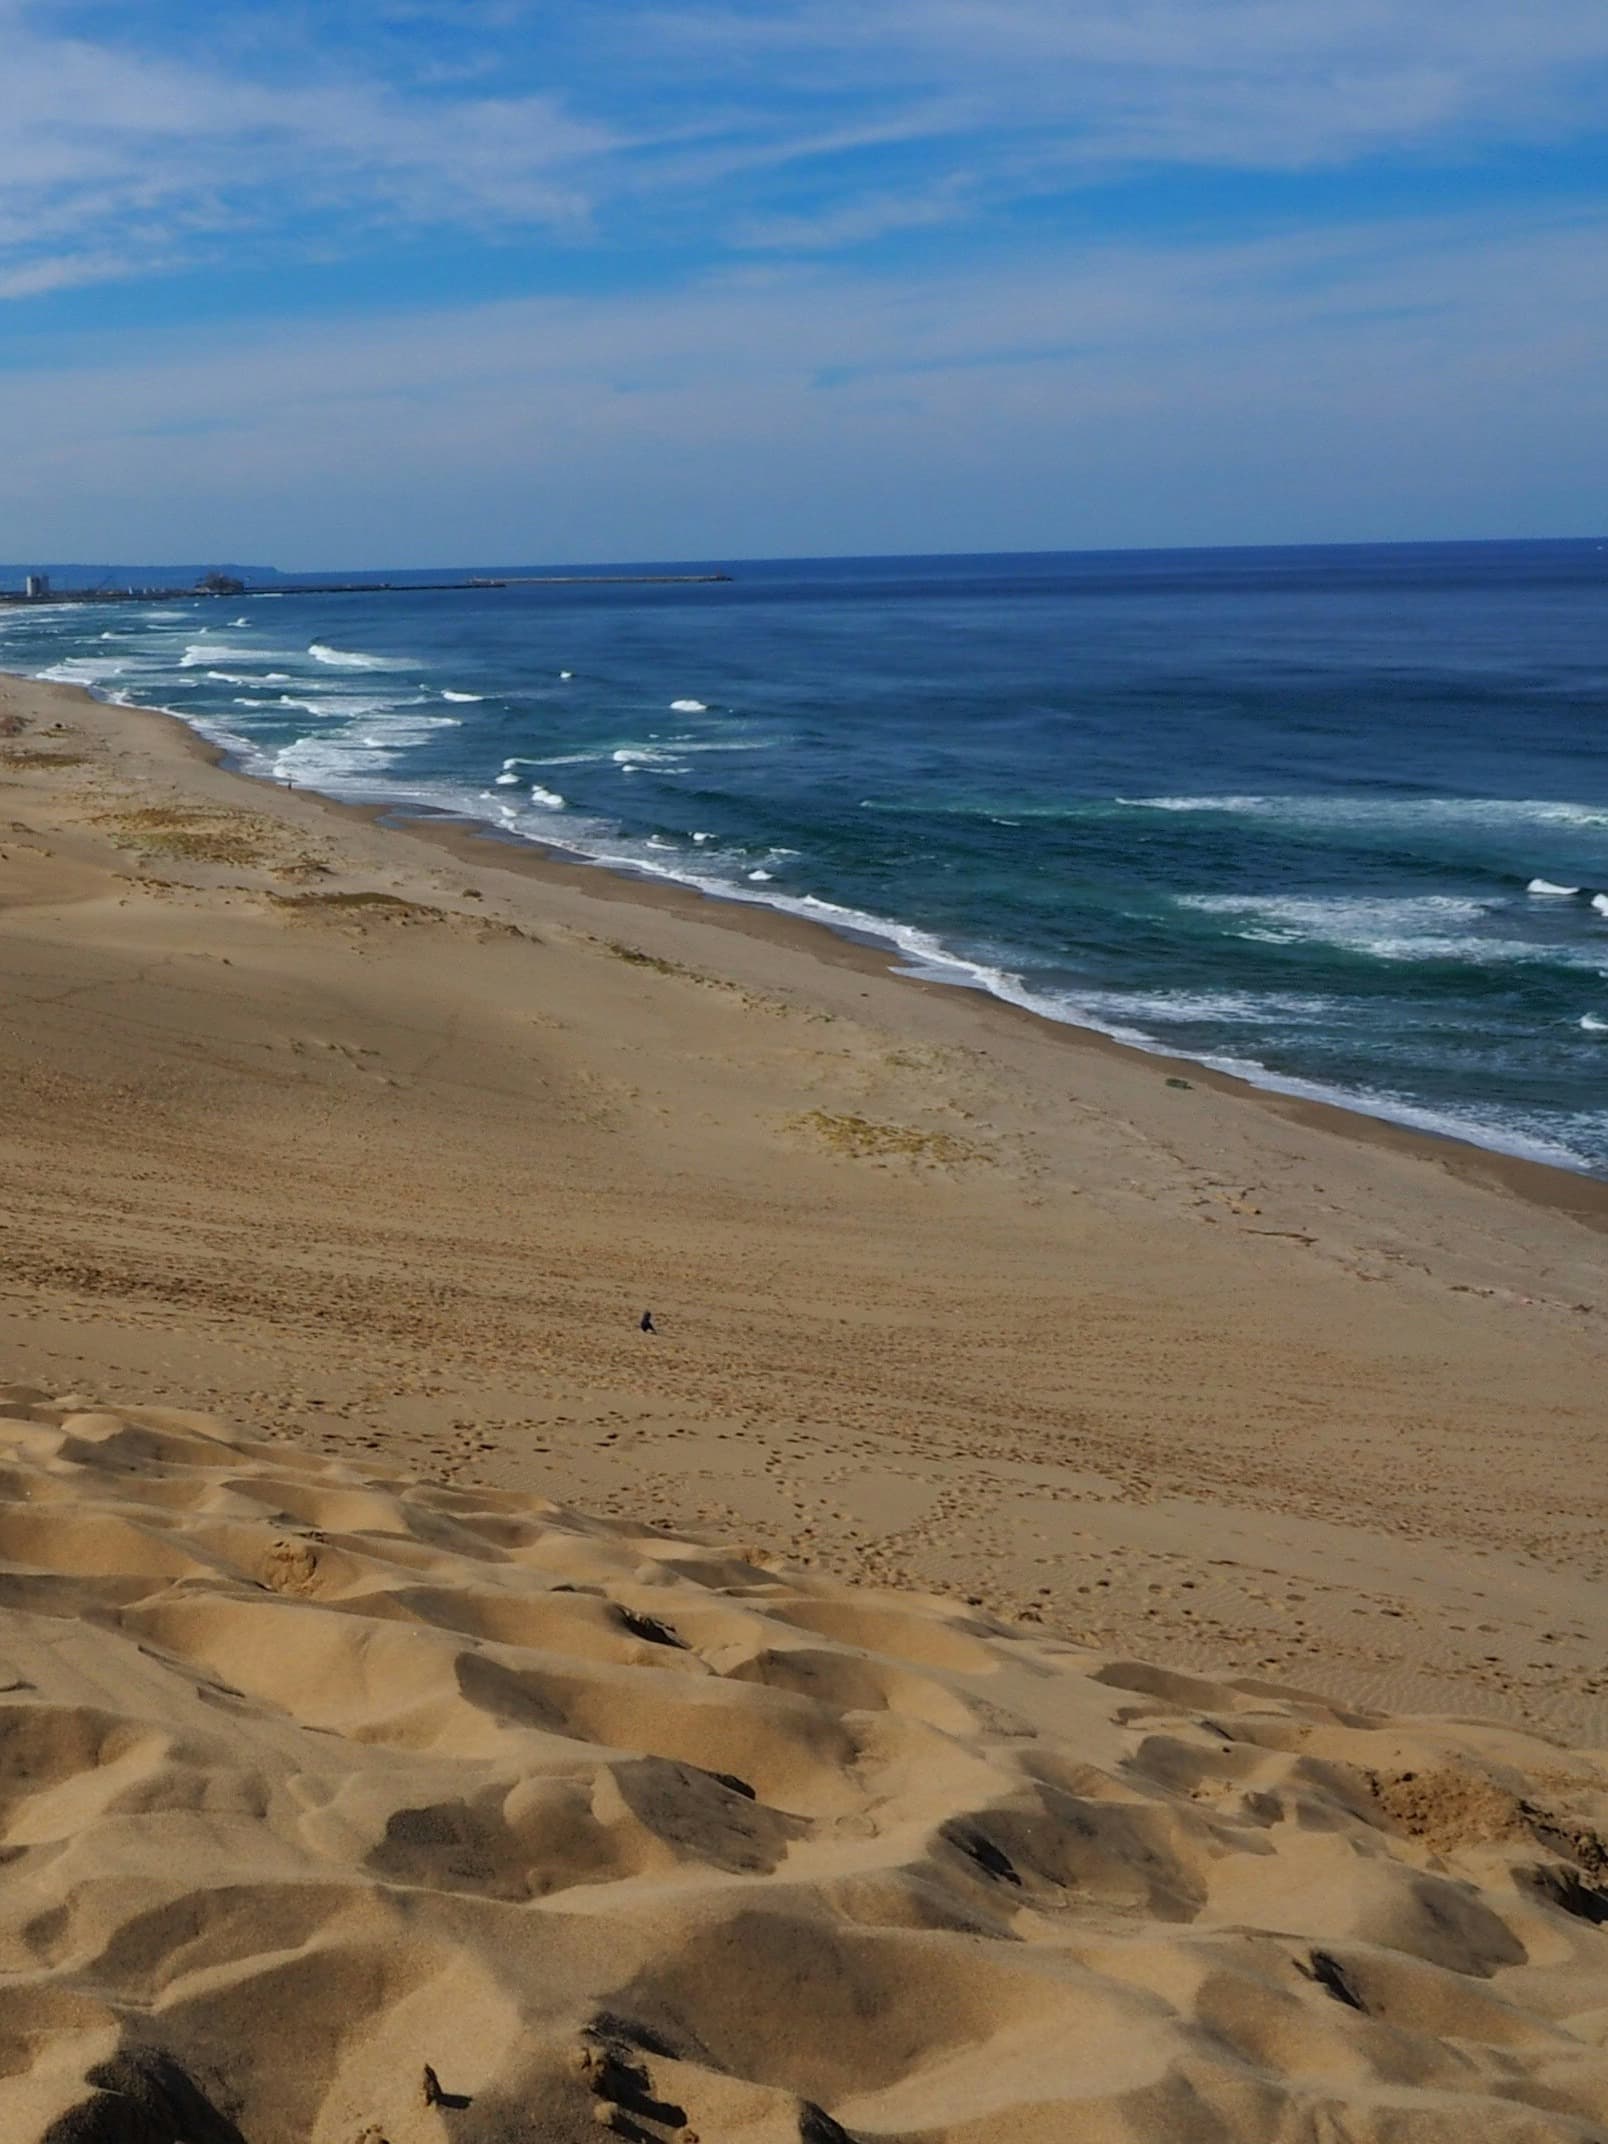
[3,0,1607,564]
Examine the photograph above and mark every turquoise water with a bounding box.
[6,542,1608,1171]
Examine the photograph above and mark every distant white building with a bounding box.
[24,573,49,599]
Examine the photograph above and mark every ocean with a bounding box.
[6,541,1608,1173]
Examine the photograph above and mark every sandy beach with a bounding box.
[4,1387,1606,2142]
[2,668,1607,2137]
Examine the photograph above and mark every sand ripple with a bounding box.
[1,1388,1605,2142]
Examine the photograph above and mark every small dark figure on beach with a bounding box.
[640,1310,656,1334]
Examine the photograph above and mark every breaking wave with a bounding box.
[1124,793,1608,832]
[308,643,417,671]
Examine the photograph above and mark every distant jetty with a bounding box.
[0,572,732,608]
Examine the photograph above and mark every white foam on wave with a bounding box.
[181,643,268,669]
[269,709,460,789]
[496,755,544,786]
[529,786,565,810]
[1184,893,1492,925]
[277,694,407,718]
[177,713,275,776]
[621,733,767,776]
[37,656,129,684]
[613,746,690,774]
[308,642,416,672]
[1125,792,1608,832]
[1528,878,1581,896]
[1068,988,1341,1026]
[559,671,574,680]
[442,690,483,703]
[1580,1013,1608,1032]
[692,831,712,843]
[1593,894,1608,918]
[670,698,709,713]
[748,868,773,882]
[1174,891,1602,967]
[1179,1055,1596,1171]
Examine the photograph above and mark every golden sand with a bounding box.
[3,1388,1606,2142]
[1,669,1606,2138]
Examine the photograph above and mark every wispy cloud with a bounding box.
[5,205,1606,557]
[6,0,1607,308]
[732,178,973,252]
[0,249,163,299]
[3,3,1604,556]
[0,1,616,296]
[647,0,1608,158]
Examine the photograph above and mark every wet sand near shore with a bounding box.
[1,669,1605,1746]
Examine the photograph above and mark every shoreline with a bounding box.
[380,804,1608,1222]
[4,659,1606,1745]
[57,663,1608,1226]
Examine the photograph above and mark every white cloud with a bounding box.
[3,206,1605,558]
[5,0,1607,304]
[644,0,1608,165]
[0,1,616,296]
[733,179,971,251]
[0,250,157,298]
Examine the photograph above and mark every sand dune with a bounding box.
[2,1388,1605,2143]
[3,673,1607,2137]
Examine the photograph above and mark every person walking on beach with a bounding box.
[639,1310,656,1334]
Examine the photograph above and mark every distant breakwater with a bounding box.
[0,573,732,608]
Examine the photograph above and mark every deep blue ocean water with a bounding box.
[6,542,1608,1172]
